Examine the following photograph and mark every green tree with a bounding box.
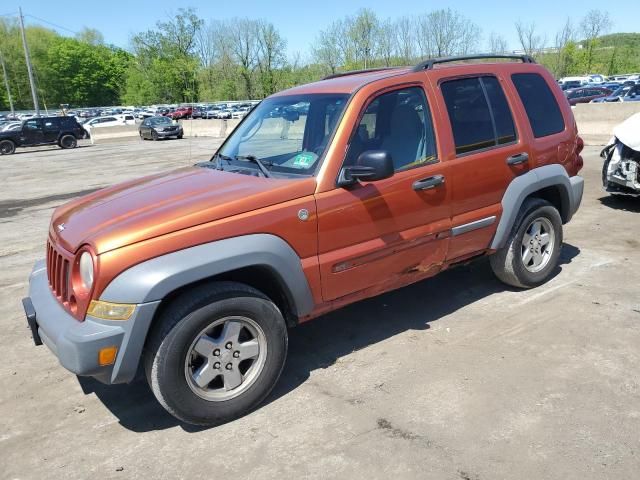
[125,8,203,104]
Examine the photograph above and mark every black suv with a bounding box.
[0,116,85,155]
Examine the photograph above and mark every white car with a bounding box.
[83,115,136,136]
[231,107,250,119]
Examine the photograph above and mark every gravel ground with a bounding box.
[1,139,639,480]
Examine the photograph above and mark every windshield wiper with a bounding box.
[213,152,233,170]
[235,155,272,178]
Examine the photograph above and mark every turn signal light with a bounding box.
[98,346,118,366]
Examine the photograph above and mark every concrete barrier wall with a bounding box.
[90,104,640,146]
[90,119,242,143]
[179,119,241,138]
[573,103,640,145]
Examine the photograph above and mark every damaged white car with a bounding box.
[602,112,640,196]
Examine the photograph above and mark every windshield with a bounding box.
[216,93,349,176]
[149,116,173,125]
[610,86,630,97]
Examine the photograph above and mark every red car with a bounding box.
[167,107,193,120]
[565,86,612,105]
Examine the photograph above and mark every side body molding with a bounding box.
[100,234,315,317]
[491,164,583,250]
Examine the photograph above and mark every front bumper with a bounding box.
[23,260,160,384]
[156,128,182,137]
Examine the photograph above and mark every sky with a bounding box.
[11,0,640,59]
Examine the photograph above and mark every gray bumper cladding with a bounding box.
[490,164,584,250]
[100,233,315,317]
[27,260,159,384]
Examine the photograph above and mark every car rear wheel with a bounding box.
[0,139,15,155]
[59,135,77,149]
[490,198,563,289]
[144,282,288,426]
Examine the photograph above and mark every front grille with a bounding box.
[46,240,71,302]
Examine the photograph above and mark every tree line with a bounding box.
[0,7,638,110]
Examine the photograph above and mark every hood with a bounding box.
[50,166,316,255]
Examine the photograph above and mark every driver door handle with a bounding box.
[507,152,529,165]
[413,174,445,191]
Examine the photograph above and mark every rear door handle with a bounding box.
[412,174,445,191]
[507,153,529,165]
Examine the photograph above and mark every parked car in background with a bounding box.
[139,115,183,140]
[565,86,612,105]
[137,111,155,119]
[0,116,84,154]
[82,115,135,136]
[168,107,193,120]
[204,107,221,119]
[559,76,587,89]
[215,109,232,119]
[231,106,250,119]
[587,74,605,84]
[191,106,207,119]
[591,85,640,103]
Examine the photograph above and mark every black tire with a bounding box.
[144,281,288,426]
[59,134,77,149]
[0,139,15,155]
[177,133,183,139]
[490,198,563,289]
[151,130,159,141]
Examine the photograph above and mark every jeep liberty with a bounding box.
[23,55,584,426]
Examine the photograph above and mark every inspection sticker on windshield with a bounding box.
[291,152,316,168]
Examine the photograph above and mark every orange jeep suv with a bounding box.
[23,55,584,425]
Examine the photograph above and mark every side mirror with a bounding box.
[283,109,300,122]
[337,150,394,187]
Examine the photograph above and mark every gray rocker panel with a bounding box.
[491,164,583,250]
[100,234,315,317]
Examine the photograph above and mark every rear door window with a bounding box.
[441,76,516,155]
[512,73,565,138]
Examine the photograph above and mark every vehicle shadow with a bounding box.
[11,144,93,155]
[79,243,580,433]
[599,195,640,213]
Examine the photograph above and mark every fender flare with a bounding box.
[100,233,315,317]
[490,164,583,250]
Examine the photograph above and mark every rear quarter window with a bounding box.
[441,76,516,155]
[512,73,565,138]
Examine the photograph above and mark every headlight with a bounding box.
[87,300,135,320]
[79,251,94,291]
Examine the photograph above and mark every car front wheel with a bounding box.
[490,198,563,289]
[144,282,288,426]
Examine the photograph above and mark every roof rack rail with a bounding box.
[322,67,401,80]
[412,54,535,72]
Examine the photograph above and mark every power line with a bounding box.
[24,14,79,36]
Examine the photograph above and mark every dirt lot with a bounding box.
[1,139,639,479]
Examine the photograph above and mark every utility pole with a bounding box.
[0,51,14,117]
[18,7,40,117]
